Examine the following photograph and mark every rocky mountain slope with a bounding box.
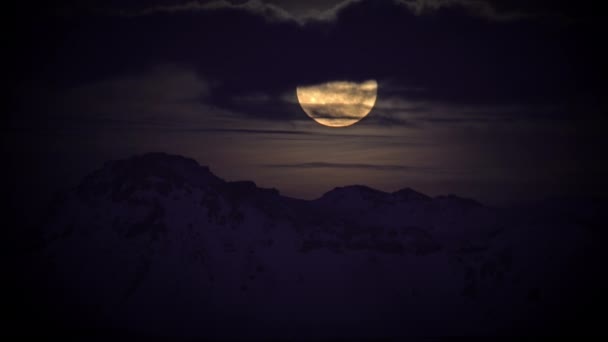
[21,153,607,339]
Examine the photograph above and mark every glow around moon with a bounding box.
[296,80,378,127]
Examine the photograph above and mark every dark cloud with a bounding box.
[116,0,296,22]
[13,0,602,125]
[486,0,603,22]
[67,0,580,23]
[9,0,606,134]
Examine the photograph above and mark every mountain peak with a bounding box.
[392,187,430,201]
[225,180,281,198]
[77,152,224,201]
[321,185,433,204]
[107,152,211,173]
[435,194,482,207]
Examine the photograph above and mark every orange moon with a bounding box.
[296,80,378,127]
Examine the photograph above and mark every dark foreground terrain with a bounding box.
[9,153,608,339]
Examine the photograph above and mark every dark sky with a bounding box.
[5,0,607,211]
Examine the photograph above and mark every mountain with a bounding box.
[18,153,608,339]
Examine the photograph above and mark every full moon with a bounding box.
[296,80,378,127]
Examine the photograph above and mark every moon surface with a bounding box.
[296,80,378,127]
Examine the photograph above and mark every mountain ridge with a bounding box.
[20,152,608,338]
[79,152,480,205]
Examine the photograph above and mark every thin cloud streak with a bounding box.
[264,162,454,173]
[174,127,424,141]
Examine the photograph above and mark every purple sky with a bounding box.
[6,0,607,209]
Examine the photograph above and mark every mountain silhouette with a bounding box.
[18,153,608,339]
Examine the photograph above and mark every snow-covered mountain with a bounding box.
[25,153,606,339]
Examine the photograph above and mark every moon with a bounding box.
[296,80,378,127]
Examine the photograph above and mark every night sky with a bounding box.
[6,0,607,213]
